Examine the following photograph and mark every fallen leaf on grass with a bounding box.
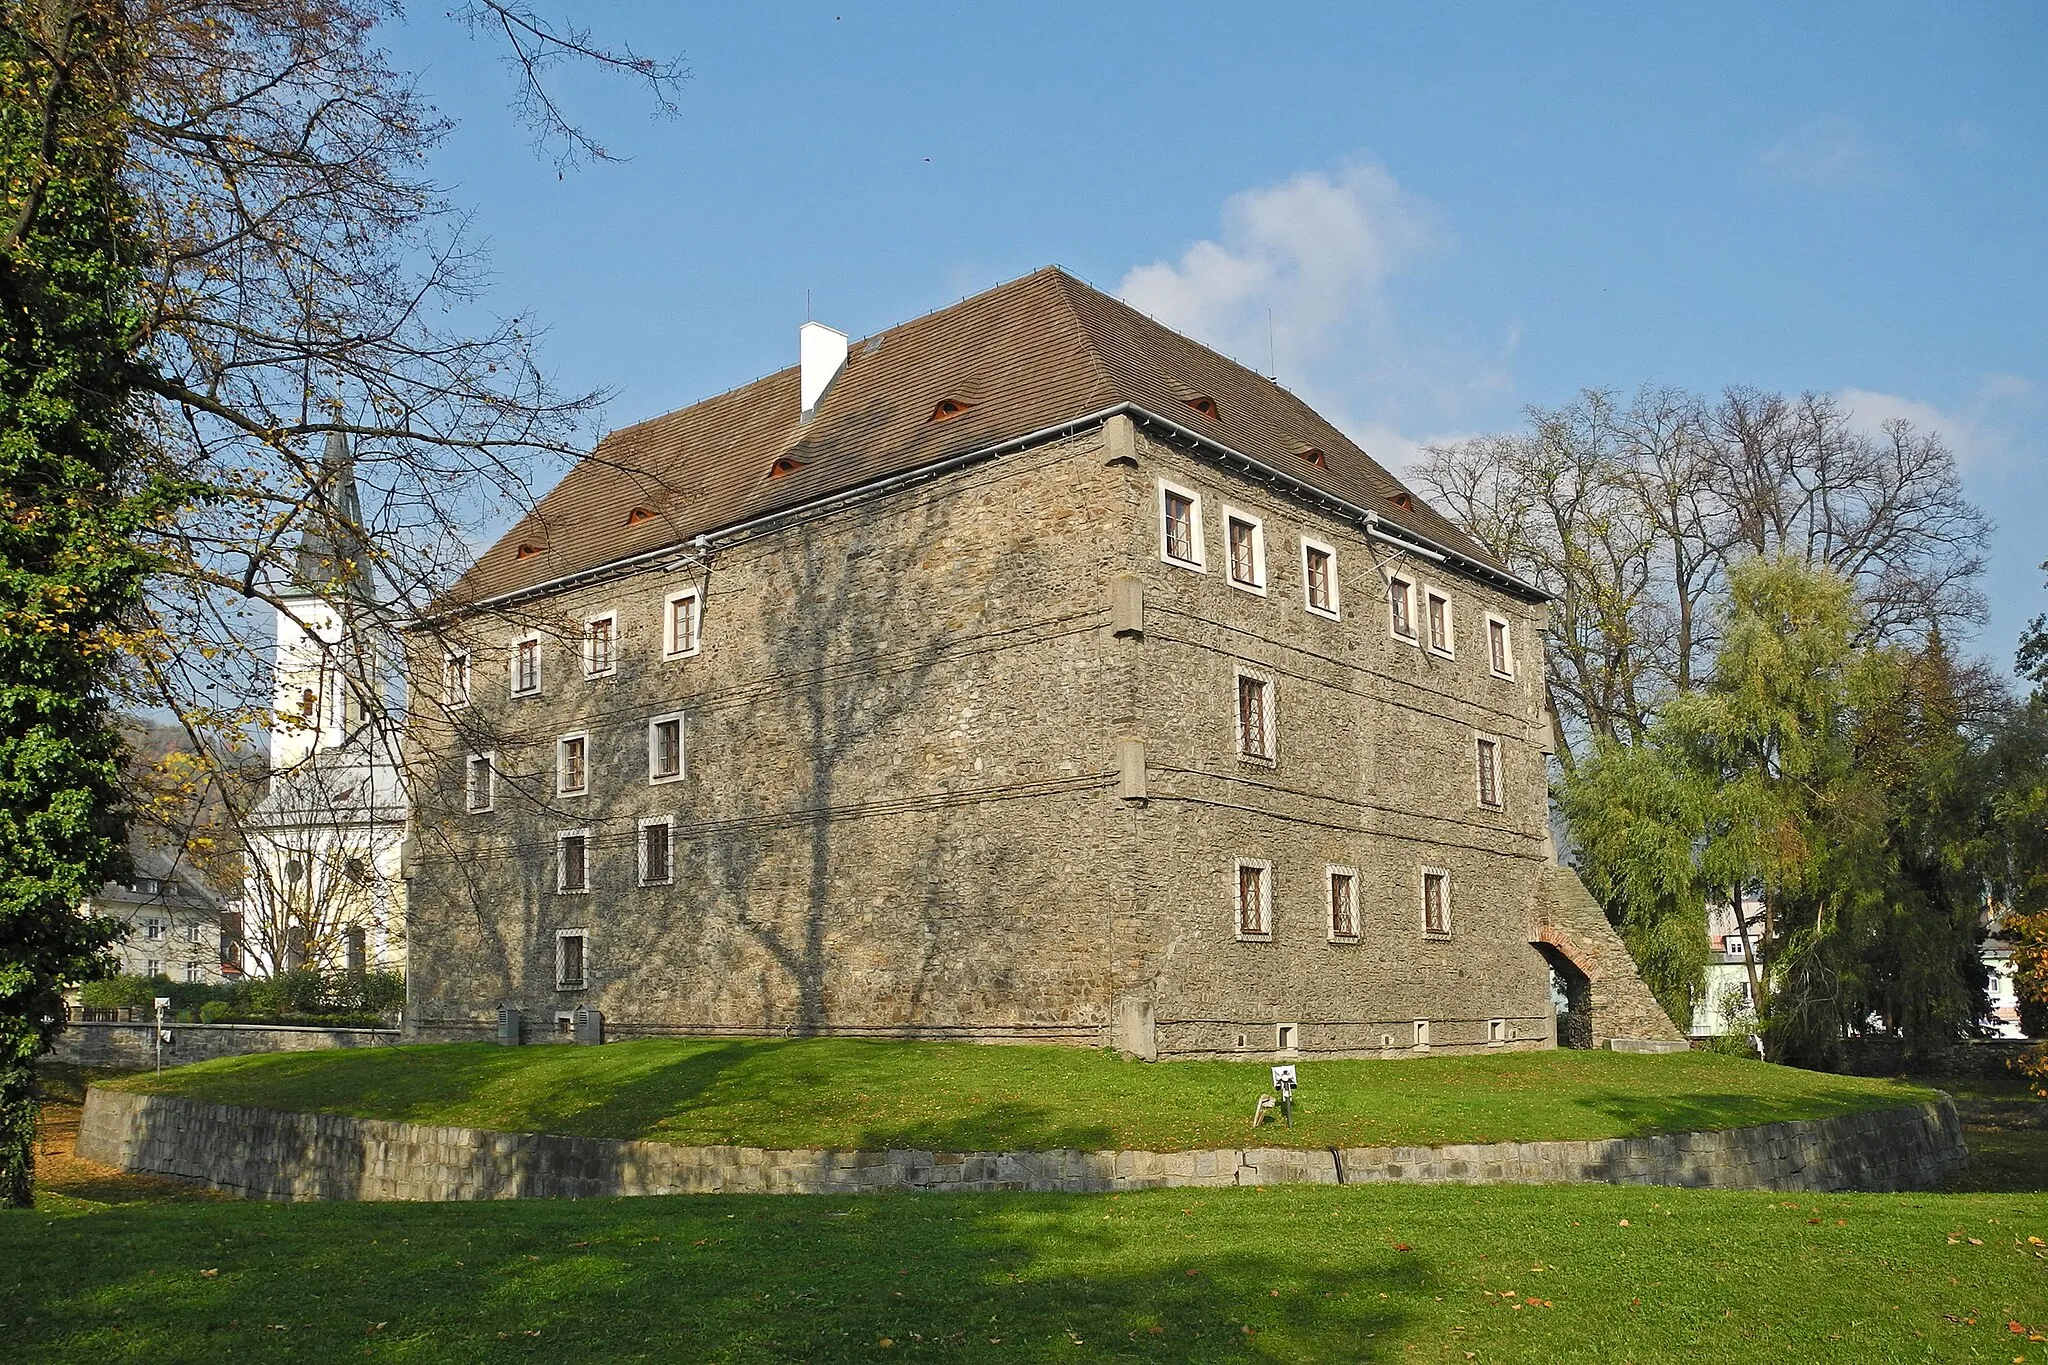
[199,1269,218,1278]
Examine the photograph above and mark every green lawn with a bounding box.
[109,1039,1936,1151]
[8,1181,2045,1363]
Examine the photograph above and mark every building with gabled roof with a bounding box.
[405,267,1678,1055]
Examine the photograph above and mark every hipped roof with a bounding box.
[447,267,1520,607]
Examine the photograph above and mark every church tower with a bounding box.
[241,430,409,976]
[270,431,377,771]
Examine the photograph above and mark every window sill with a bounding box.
[1428,645,1455,660]
[1304,604,1340,622]
[1327,934,1361,946]
[1235,753,1277,769]
[1422,930,1452,942]
[1234,931,1273,944]
[638,878,674,889]
[510,690,542,701]
[555,887,592,897]
[1227,577,1268,597]
[555,982,587,993]
[1391,631,1420,648]
[1161,554,1206,573]
[661,649,701,662]
[1489,667,1516,681]
[647,773,684,786]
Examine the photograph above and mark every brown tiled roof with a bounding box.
[448,267,1515,606]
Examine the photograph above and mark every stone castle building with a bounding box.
[404,267,1678,1056]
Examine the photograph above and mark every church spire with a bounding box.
[291,430,373,602]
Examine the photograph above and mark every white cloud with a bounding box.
[1117,162,1440,378]
[1838,376,2040,473]
[1754,115,1876,187]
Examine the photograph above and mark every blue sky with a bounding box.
[388,3,2047,675]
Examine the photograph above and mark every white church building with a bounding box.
[234,432,408,974]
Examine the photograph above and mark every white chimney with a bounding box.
[799,320,848,423]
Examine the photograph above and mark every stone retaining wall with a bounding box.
[53,1021,399,1068]
[1836,1038,2035,1080]
[78,1087,1965,1202]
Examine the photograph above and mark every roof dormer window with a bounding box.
[626,507,654,526]
[1388,492,1414,512]
[928,398,975,423]
[1183,396,1220,420]
[515,543,545,560]
[1295,446,1328,469]
[768,456,805,480]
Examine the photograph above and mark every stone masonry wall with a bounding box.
[1533,867,1687,1045]
[1117,431,1560,1057]
[407,429,1136,1045]
[52,1021,400,1068]
[79,1086,1967,1200]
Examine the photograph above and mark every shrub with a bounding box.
[197,1001,236,1024]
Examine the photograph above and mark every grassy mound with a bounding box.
[109,1039,1935,1152]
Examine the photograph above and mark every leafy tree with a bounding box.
[1561,558,2004,1063]
[0,0,682,1205]
[1557,738,1709,1028]
[0,0,193,1206]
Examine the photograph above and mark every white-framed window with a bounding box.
[555,929,588,991]
[144,917,164,940]
[184,961,202,983]
[1234,668,1275,764]
[1486,613,1515,679]
[647,712,685,783]
[557,732,589,797]
[1414,1019,1431,1048]
[1488,1018,1506,1045]
[510,635,541,697]
[443,651,471,709]
[1425,587,1454,657]
[1234,858,1273,940]
[1301,538,1340,619]
[1327,865,1360,943]
[1389,576,1417,643]
[557,830,591,894]
[663,590,702,660]
[465,751,495,813]
[1157,479,1206,571]
[144,958,161,977]
[1221,506,1266,594]
[1476,734,1503,809]
[186,923,202,943]
[583,612,618,678]
[1421,866,1451,938]
[639,816,674,887]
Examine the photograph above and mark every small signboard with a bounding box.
[1271,1064,1297,1090]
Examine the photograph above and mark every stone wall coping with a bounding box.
[67,1021,399,1037]
[78,1086,1966,1203]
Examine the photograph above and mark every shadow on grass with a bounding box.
[1,1192,1427,1363]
